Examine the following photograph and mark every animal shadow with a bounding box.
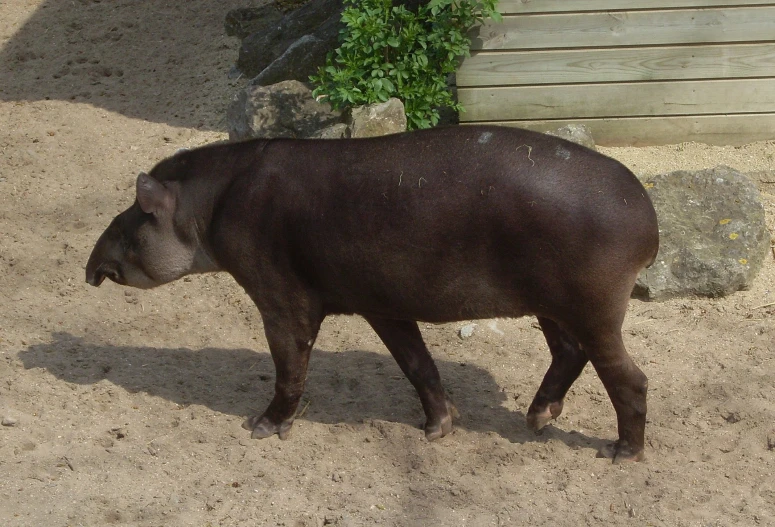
[19,331,606,452]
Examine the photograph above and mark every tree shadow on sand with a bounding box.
[1,0,249,130]
[19,331,608,452]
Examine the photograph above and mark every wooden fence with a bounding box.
[456,0,775,145]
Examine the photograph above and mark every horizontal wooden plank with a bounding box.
[473,6,775,50]
[457,43,775,86]
[462,114,775,146]
[496,0,775,15]
[457,79,775,120]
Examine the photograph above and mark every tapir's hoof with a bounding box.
[242,415,294,440]
[424,399,459,441]
[596,441,645,463]
[526,400,564,431]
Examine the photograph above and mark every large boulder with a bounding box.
[226,80,343,140]
[236,0,343,82]
[635,166,770,300]
[251,33,333,87]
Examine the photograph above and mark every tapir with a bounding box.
[86,125,659,462]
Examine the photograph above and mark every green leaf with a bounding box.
[309,0,498,125]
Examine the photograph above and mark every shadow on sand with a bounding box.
[1,0,247,130]
[19,331,607,452]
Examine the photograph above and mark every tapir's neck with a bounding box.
[176,140,270,274]
[191,215,221,273]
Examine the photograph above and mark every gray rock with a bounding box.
[546,124,596,150]
[224,5,285,40]
[635,166,770,300]
[227,80,343,141]
[348,98,407,138]
[236,0,343,80]
[2,416,18,426]
[458,323,477,339]
[252,34,332,87]
[311,123,349,139]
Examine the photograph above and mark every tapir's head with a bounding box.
[86,171,203,289]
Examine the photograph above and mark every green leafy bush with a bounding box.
[310,0,501,129]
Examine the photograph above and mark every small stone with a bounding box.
[545,123,596,150]
[348,98,407,138]
[724,411,741,424]
[2,416,18,426]
[458,323,476,339]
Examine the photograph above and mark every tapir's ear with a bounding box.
[136,172,174,216]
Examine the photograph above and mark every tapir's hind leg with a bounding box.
[365,317,458,440]
[578,329,648,463]
[526,317,588,431]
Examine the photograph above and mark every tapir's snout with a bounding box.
[85,218,159,290]
[85,247,104,287]
[86,262,124,287]
[85,223,125,287]
[86,267,104,287]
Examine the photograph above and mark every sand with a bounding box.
[1,1,774,525]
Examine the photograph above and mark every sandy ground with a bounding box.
[1,1,775,526]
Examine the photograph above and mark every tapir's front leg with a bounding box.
[242,301,324,440]
[365,317,458,440]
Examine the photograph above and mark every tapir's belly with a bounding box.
[299,217,555,322]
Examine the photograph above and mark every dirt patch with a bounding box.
[1,1,774,526]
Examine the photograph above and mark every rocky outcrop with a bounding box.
[235,0,343,82]
[635,166,770,300]
[227,79,407,140]
[226,80,342,141]
[250,34,334,87]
